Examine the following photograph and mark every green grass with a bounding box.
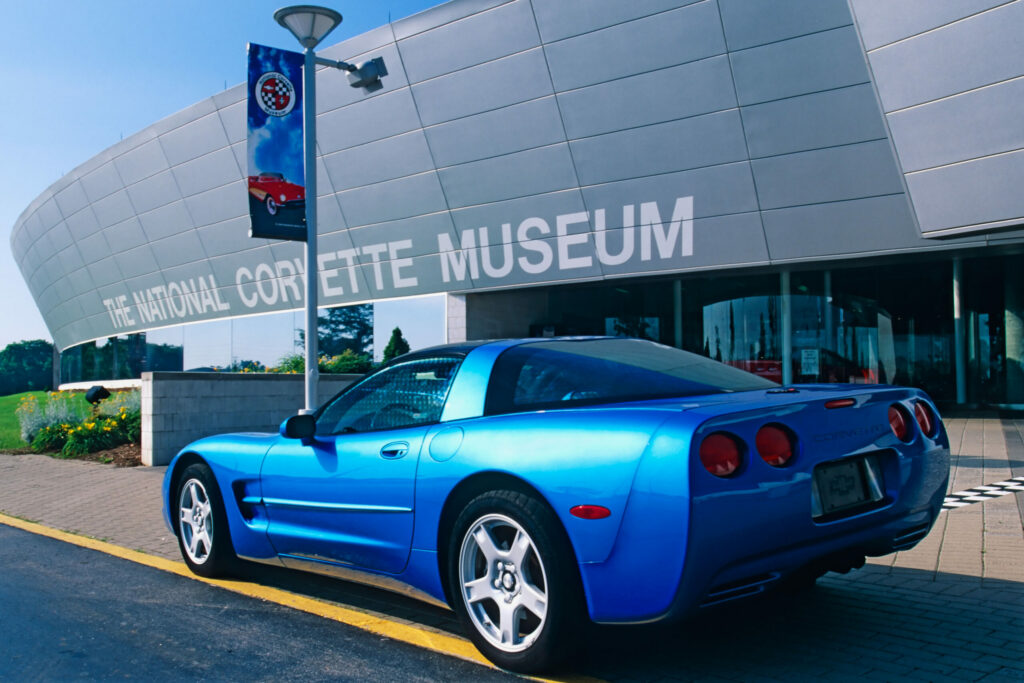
[0,391,45,450]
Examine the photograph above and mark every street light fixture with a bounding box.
[272,4,386,414]
[274,5,343,49]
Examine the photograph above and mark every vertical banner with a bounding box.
[247,43,306,241]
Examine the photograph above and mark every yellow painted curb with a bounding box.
[0,512,600,683]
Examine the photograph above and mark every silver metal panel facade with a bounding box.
[850,0,1024,236]
[11,0,1021,350]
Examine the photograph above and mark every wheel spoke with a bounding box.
[463,576,495,604]
[519,582,547,620]
[188,528,201,556]
[472,525,500,563]
[197,529,212,557]
[509,529,532,567]
[498,603,517,646]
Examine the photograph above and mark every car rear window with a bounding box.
[484,338,777,415]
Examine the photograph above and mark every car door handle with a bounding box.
[380,441,409,459]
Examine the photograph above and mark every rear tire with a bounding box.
[448,490,585,674]
[175,463,235,577]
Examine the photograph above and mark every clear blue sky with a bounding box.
[0,0,443,351]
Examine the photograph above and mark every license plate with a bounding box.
[813,455,884,518]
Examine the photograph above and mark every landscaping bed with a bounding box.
[4,389,142,467]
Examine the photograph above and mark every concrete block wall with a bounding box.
[141,372,359,466]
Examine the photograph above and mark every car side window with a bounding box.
[316,357,461,435]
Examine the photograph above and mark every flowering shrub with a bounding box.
[30,423,72,453]
[271,353,304,374]
[98,389,140,417]
[320,349,373,374]
[15,392,87,443]
[270,351,373,374]
[15,394,45,443]
[60,407,139,457]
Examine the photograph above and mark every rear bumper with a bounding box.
[581,437,949,624]
[663,441,949,622]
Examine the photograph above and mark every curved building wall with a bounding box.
[12,0,1024,351]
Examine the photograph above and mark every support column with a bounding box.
[953,258,967,404]
[823,270,833,353]
[1005,258,1024,404]
[52,345,60,390]
[673,280,683,349]
[781,270,792,385]
[446,293,467,343]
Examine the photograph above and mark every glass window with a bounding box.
[316,356,461,435]
[484,338,776,415]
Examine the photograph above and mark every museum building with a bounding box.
[10,0,1024,406]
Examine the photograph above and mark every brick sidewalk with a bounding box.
[1,416,1022,681]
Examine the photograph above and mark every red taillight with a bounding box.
[756,424,795,467]
[914,401,936,437]
[889,404,912,442]
[699,432,742,477]
[825,398,856,409]
[570,505,611,520]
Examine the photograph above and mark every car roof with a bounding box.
[394,336,619,363]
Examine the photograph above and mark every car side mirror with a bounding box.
[281,414,316,440]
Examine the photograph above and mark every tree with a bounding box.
[382,327,411,362]
[297,304,373,356]
[0,340,54,396]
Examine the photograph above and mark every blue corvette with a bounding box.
[163,337,949,672]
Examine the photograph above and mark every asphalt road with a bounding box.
[0,524,512,682]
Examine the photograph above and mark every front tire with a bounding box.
[448,490,584,673]
[265,195,278,216]
[175,463,235,577]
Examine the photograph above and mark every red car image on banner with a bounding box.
[247,43,306,241]
[247,172,305,216]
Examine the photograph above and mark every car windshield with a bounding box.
[484,338,777,415]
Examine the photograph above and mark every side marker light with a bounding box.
[570,505,611,520]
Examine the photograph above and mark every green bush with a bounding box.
[118,408,141,443]
[30,423,71,453]
[272,353,305,373]
[62,420,115,457]
[320,349,373,374]
[272,351,373,374]
[60,407,139,457]
[97,389,140,416]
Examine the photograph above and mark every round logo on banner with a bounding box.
[255,71,296,117]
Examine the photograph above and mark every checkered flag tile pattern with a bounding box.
[942,476,1024,509]
[261,79,290,111]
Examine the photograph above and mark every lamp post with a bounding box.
[273,5,388,414]
[274,5,344,415]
